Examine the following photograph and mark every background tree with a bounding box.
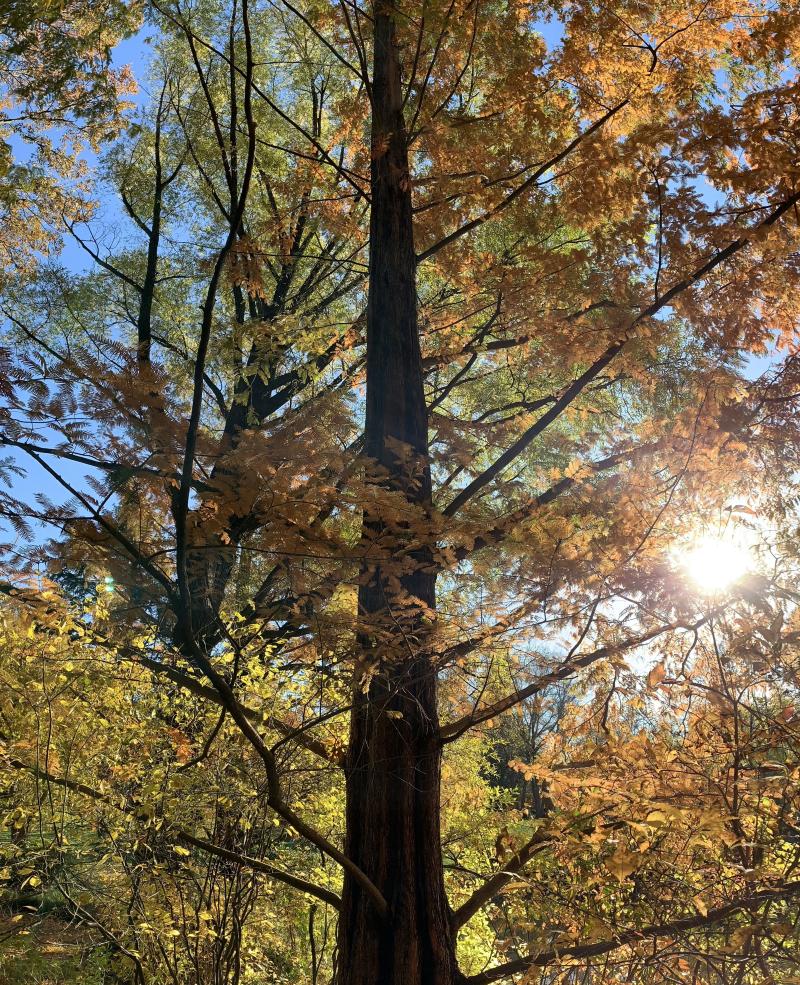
[0,0,140,279]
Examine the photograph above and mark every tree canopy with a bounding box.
[2,0,800,982]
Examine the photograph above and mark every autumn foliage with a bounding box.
[2,0,800,982]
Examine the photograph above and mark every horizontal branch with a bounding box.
[464,879,800,983]
[176,830,341,908]
[421,300,620,372]
[5,755,341,910]
[0,435,215,494]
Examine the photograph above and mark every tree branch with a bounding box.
[174,639,388,915]
[439,615,710,743]
[463,880,800,983]
[449,441,664,560]
[416,100,629,263]
[135,652,344,765]
[451,828,554,929]
[0,434,215,493]
[5,755,342,910]
[12,440,176,598]
[442,190,800,517]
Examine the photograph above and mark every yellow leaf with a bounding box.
[605,847,642,883]
[564,458,591,481]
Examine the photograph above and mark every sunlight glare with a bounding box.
[681,534,751,594]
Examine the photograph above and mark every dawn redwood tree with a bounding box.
[3,0,800,983]
[335,7,458,981]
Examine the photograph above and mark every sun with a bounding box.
[681,533,752,594]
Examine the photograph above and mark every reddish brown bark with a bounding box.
[335,5,460,984]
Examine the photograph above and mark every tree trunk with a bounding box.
[336,6,460,985]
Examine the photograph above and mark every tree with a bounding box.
[2,0,800,983]
[0,0,139,279]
